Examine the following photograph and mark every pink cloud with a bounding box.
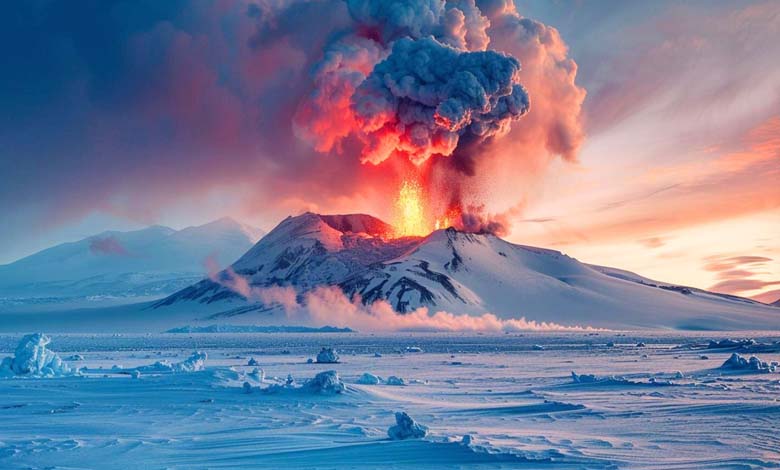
[88,236,129,256]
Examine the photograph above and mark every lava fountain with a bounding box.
[393,179,428,237]
[392,178,462,238]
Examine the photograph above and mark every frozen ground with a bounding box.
[1,331,779,469]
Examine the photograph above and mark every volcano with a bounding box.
[155,212,780,330]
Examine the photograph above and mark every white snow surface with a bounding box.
[1,331,779,469]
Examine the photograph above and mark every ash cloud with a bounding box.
[0,0,585,249]
[89,236,129,256]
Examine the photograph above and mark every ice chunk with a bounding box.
[708,338,755,349]
[316,347,340,364]
[247,357,259,366]
[571,371,598,383]
[134,351,207,373]
[386,376,406,386]
[0,333,74,378]
[720,353,775,372]
[405,346,423,353]
[175,351,207,372]
[248,368,264,382]
[388,412,428,440]
[304,371,346,394]
[532,344,545,351]
[357,372,382,385]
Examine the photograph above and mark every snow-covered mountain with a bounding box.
[155,212,780,330]
[0,217,264,306]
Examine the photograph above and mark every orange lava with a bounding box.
[393,179,429,237]
[392,179,462,237]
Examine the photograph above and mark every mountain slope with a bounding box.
[155,213,780,330]
[0,218,264,303]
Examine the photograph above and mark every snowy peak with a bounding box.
[157,213,780,330]
[0,217,265,300]
[233,212,396,270]
[175,217,265,244]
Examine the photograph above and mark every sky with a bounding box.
[0,0,778,302]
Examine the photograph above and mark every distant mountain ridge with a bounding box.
[155,212,780,330]
[0,217,264,305]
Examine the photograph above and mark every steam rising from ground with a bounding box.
[209,267,599,332]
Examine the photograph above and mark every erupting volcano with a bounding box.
[155,211,780,331]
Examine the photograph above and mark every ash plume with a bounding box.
[291,0,584,234]
[3,0,584,241]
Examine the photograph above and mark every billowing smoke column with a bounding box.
[293,0,582,235]
[3,1,585,245]
[294,0,530,165]
[351,37,529,166]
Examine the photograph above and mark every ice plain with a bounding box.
[1,331,779,470]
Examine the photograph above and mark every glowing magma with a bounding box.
[392,179,461,237]
[393,180,428,237]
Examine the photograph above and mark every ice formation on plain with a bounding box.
[248,368,264,382]
[708,339,756,349]
[0,333,74,378]
[316,347,340,364]
[387,412,428,440]
[305,370,346,394]
[386,376,406,386]
[134,351,207,373]
[571,371,599,383]
[356,372,382,385]
[720,353,776,372]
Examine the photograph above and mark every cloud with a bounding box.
[0,0,585,258]
[751,288,780,304]
[88,236,129,256]
[703,255,772,273]
[703,254,777,296]
[708,279,780,295]
[638,236,667,249]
